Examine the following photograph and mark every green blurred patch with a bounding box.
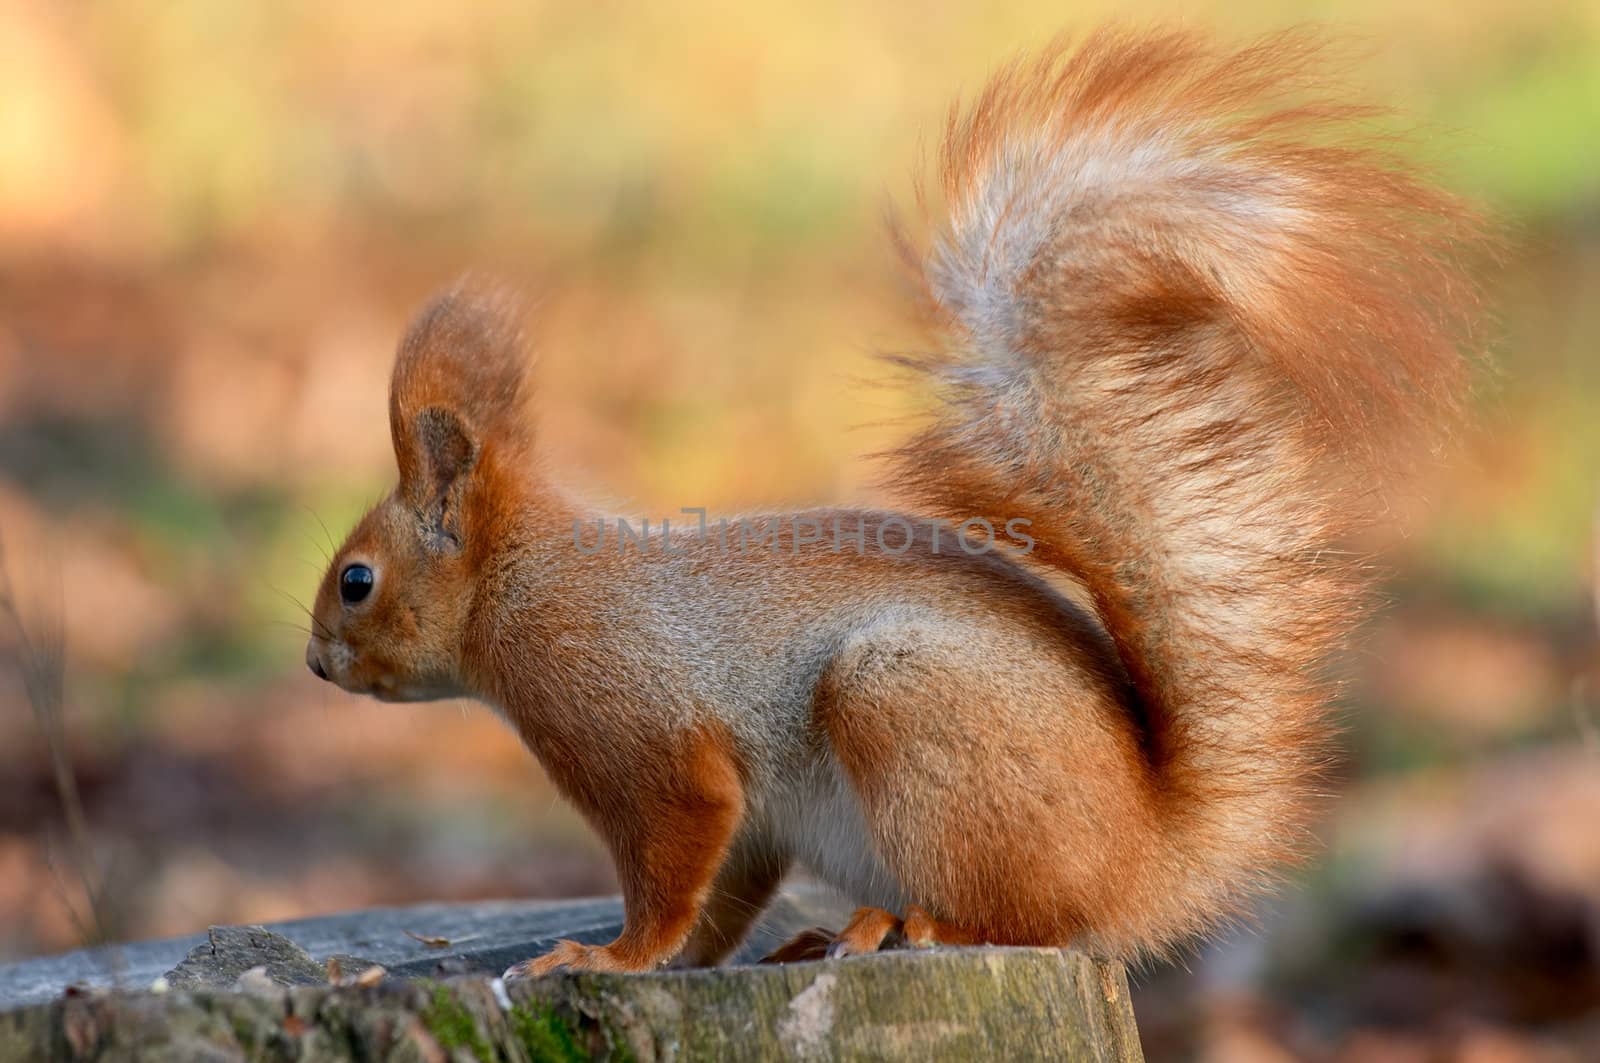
[1430,32,1600,216]
[1419,412,1597,622]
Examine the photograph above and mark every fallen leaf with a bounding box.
[405,930,451,948]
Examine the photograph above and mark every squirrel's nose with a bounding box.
[306,643,329,681]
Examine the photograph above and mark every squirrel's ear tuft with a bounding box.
[389,280,534,545]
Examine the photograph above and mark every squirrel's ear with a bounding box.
[397,406,477,548]
[388,282,534,549]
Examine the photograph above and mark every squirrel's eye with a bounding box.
[339,564,375,604]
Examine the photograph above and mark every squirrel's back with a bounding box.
[887,27,1486,952]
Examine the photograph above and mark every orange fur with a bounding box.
[879,25,1486,955]
[506,723,744,977]
[307,26,1487,974]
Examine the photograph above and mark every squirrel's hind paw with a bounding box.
[759,926,838,964]
[762,907,907,963]
[761,906,985,964]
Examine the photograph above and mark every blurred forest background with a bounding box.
[0,1,1596,1060]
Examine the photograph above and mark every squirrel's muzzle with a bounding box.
[306,642,330,681]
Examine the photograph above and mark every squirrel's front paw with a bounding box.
[503,940,625,980]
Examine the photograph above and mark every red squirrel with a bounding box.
[306,27,1484,976]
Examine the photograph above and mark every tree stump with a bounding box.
[0,890,1144,1061]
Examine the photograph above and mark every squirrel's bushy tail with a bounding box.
[889,27,1485,954]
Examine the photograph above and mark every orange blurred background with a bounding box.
[1,2,1597,1059]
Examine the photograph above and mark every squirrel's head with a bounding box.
[306,282,534,702]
